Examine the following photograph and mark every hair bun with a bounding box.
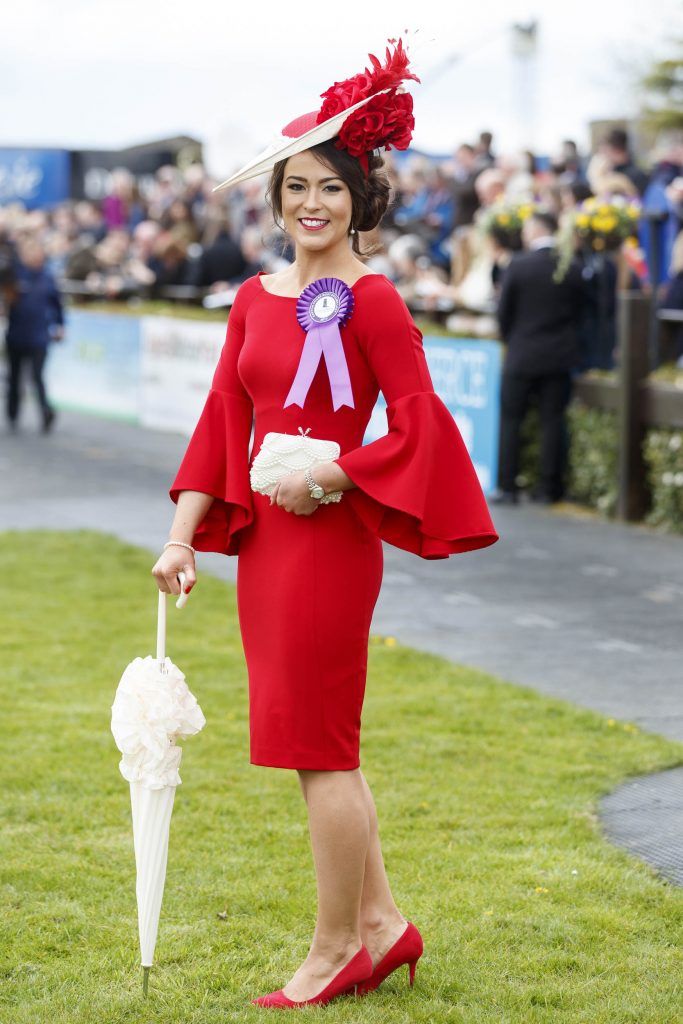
[355,152,391,233]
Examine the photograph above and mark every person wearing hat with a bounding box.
[151,38,499,1009]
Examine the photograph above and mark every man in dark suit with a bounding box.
[493,210,584,505]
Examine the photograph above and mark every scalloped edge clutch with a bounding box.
[250,429,344,504]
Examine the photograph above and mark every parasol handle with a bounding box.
[156,570,188,665]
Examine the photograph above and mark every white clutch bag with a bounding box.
[250,427,344,504]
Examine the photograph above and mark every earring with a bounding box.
[349,224,356,235]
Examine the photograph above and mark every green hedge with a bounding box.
[643,427,683,533]
[517,397,683,534]
[566,401,620,516]
[516,399,618,514]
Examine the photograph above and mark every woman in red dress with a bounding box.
[152,39,499,1009]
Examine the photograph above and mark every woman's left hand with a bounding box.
[270,471,320,515]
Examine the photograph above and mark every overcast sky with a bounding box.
[1,0,680,176]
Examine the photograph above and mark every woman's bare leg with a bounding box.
[281,768,369,1001]
[357,769,409,966]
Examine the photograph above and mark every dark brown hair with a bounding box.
[265,139,392,259]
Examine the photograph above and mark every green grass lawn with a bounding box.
[1,530,682,1024]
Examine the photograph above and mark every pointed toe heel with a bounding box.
[250,944,373,1008]
[408,956,419,986]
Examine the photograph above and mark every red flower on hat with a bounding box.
[317,72,375,121]
[337,90,415,157]
[314,37,420,172]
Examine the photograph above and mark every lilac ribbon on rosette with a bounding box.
[283,277,355,411]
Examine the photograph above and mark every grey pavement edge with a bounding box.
[600,768,683,888]
[2,405,683,887]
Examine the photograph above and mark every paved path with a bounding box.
[3,405,683,884]
[600,768,683,888]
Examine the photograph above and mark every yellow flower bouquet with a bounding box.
[573,196,641,252]
[478,201,535,250]
[554,196,641,281]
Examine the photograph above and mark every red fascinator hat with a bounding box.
[213,37,420,191]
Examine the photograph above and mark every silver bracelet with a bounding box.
[163,540,196,556]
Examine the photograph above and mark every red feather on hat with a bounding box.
[315,36,420,166]
[362,38,421,94]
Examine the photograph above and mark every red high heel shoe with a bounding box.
[250,944,373,1008]
[356,920,423,995]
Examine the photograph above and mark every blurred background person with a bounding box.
[660,229,683,364]
[450,143,481,230]
[559,180,594,215]
[447,168,506,336]
[192,214,247,288]
[83,228,131,299]
[498,149,536,203]
[420,165,455,270]
[161,199,199,248]
[4,237,64,434]
[124,220,162,295]
[101,168,145,231]
[494,210,584,505]
[641,134,683,289]
[551,139,587,186]
[473,130,496,172]
[147,232,191,295]
[488,218,524,298]
[598,127,649,196]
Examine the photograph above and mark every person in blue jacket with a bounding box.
[5,237,64,433]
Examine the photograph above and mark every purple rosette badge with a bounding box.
[283,277,355,411]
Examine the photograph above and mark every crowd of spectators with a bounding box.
[1,126,682,360]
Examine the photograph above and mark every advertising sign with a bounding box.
[47,311,141,420]
[0,148,71,208]
[140,317,226,435]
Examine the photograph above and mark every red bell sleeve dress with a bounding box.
[170,272,499,770]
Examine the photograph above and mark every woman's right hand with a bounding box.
[151,547,197,596]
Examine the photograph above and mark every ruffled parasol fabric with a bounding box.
[111,656,206,790]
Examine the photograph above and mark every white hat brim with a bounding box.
[212,88,395,192]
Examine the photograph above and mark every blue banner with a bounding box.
[363,336,502,494]
[0,148,71,208]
